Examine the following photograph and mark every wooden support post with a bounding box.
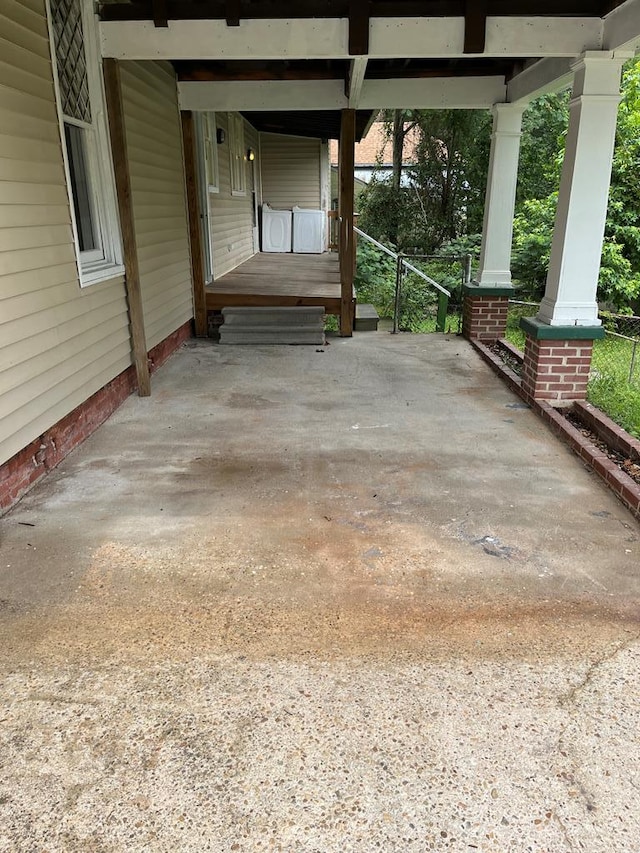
[103,58,151,397]
[181,110,208,338]
[339,108,356,337]
[464,0,488,54]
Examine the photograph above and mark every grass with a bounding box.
[505,305,640,439]
[588,335,640,438]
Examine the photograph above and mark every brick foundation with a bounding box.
[0,320,193,514]
[462,294,510,342]
[521,338,593,404]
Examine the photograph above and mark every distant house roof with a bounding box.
[329,121,420,168]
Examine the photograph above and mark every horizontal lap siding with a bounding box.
[260,133,321,210]
[0,0,130,467]
[210,113,257,280]
[120,60,193,349]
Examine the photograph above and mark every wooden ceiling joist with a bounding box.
[225,0,241,26]
[151,0,168,27]
[349,0,370,55]
[464,0,487,53]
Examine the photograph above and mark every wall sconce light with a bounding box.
[246,148,256,162]
[216,128,225,144]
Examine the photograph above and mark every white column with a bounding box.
[538,52,624,327]
[476,103,525,287]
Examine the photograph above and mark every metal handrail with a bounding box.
[353,226,451,297]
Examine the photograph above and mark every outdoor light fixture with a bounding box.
[247,148,256,161]
[216,128,225,144]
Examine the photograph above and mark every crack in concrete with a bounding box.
[558,634,640,708]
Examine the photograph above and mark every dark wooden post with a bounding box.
[339,109,356,337]
[103,58,151,397]
[181,110,208,337]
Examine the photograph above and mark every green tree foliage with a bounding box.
[357,109,491,253]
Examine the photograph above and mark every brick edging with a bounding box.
[0,320,193,515]
[470,338,640,522]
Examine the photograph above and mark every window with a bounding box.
[228,113,246,196]
[49,0,123,285]
[201,112,219,193]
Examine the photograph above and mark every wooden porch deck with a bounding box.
[206,252,347,316]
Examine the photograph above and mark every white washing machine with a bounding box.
[261,204,292,253]
[292,207,325,254]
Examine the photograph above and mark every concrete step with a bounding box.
[354,303,380,332]
[220,306,325,345]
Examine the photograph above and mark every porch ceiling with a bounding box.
[101,1,640,109]
[240,109,373,141]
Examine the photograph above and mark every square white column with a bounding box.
[538,53,625,327]
[476,103,525,288]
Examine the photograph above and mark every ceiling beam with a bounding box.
[603,0,640,52]
[179,80,348,110]
[506,56,575,102]
[349,0,370,54]
[151,0,168,27]
[178,75,507,111]
[101,16,604,60]
[358,75,506,107]
[464,0,487,53]
[347,56,368,106]
[225,0,241,26]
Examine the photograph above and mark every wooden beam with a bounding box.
[464,0,488,53]
[152,0,168,27]
[339,108,356,337]
[226,0,241,25]
[181,111,208,338]
[349,0,370,55]
[102,58,151,398]
[347,55,368,106]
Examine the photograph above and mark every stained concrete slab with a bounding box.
[0,333,639,852]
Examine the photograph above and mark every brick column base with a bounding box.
[461,285,513,342]
[519,317,604,405]
[522,338,593,403]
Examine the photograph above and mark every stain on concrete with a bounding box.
[1,335,639,852]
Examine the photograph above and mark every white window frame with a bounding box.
[201,112,219,194]
[195,113,214,284]
[47,0,124,287]
[228,112,246,197]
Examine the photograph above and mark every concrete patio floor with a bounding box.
[0,333,639,852]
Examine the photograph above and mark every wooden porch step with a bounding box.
[220,306,325,345]
[355,303,380,332]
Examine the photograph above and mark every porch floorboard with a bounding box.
[206,251,343,313]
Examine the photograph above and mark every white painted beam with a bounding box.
[507,58,574,105]
[603,0,640,54]
[178,76,506,112]
[347,56,368,108]
[358,77,506,110]
[101,16,603,61]
[101,18,348,60]
[178,80,348,111]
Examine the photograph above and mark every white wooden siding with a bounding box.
[120,60,193,349]
[0,0,131,467]
[209,113,258,279]
[260,133,321,210]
